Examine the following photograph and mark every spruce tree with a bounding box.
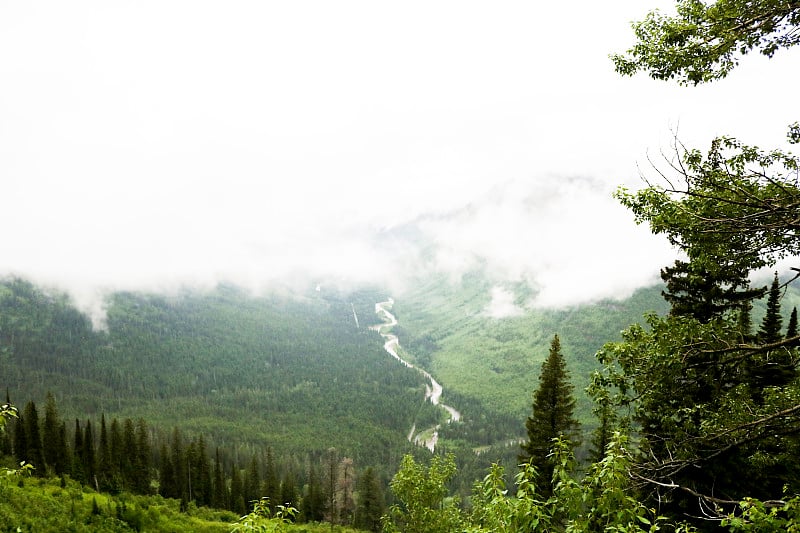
[520,334,579,496]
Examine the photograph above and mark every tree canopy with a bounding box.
[611,0,800,84]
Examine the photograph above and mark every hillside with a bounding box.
[0,278,428,467]
[392,268,800,447]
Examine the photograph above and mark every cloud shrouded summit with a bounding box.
[1,1,797,319]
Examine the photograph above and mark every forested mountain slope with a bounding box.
[394,269,800,433]
[0,278,427,466]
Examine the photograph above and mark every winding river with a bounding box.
[373,298,461,452]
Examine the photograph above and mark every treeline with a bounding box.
[1,392,386,530]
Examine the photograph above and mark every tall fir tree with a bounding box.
[758,273,783,343]
[520,334,580,496]
[787,306,799,341]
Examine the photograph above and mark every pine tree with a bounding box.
[519,334,580,496]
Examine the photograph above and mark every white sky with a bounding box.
[1,1,798,317]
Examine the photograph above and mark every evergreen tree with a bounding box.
[325,447,339,524]
[159,442,176,499]
[133,418,151,494]
[302,462,325,523]
[338,457,355,525]
[230,463,246,515]
[588,395,614,463]
[787,306,799,341]
[72,419,85,484]
[189,435,212,506]
[661,259,765,323]
[83,420,97,490]
[280,470,297,510]
[170,428,186,501]
[263,447,279,512]
[737,299,754,342]
[42,392,67,475]
[243,454,260,507]
[13,413,28,465]
[120,418,136,491]
[354,466,384,532]
[97,414,114,491]
[212,448,227,510]
[748,273,797,397]
[758,273,783,343]
[22,401,44,474]
[519,334,579,496]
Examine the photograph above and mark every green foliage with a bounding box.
[396,433,697,532]
[612,0,800,84]
[383,453,463,533]
[0,279,428,468]
[231,498,298,533]
[616,134,800,274]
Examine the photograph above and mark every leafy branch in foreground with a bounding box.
[230,498,297,533]
[612,0,800,84]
